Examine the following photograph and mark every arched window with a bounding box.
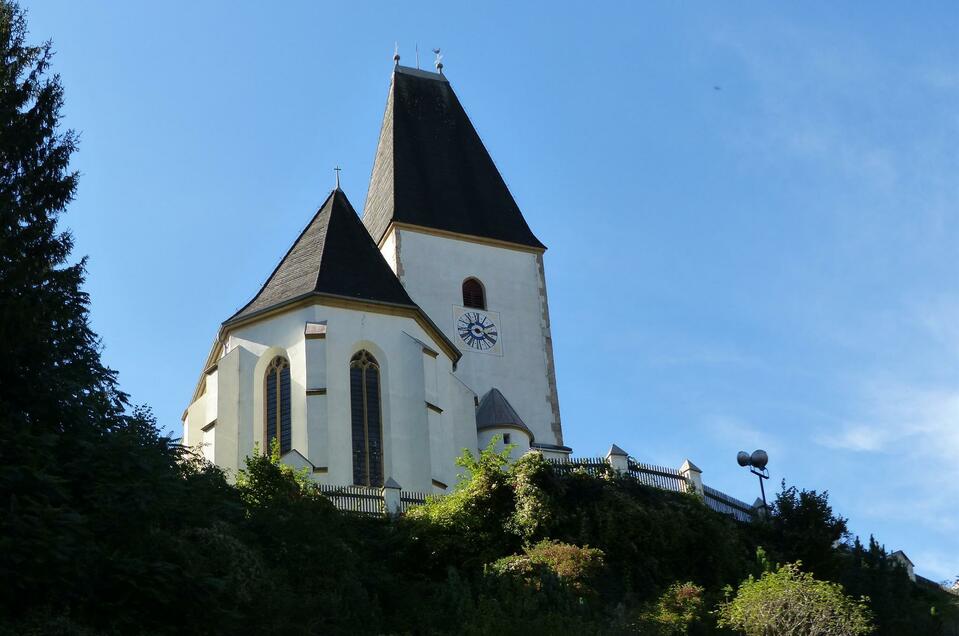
[462,277,486,309]
[264,357,291,455]
[350,350,383,487]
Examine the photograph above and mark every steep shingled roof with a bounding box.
[476,388,534,440]
[363,66,545,250]
[227,189,417,323]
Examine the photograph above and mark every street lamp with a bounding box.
[737,449,770,511]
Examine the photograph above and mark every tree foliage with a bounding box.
[717,562,874,636]
[632,582,708,636]
[764,481,849,579]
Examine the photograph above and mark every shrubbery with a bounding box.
[718,561,874,635]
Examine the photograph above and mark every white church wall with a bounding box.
[305,333,328,475]
[386,227,560,447]
[184,393,206,448]
[444,373,481,488]
[381,230,399,276]
[478,428,532,462]
[201,423,215,463]
[204,368,218,427]
[209,302,470,492]
[390,335,433,489]
[247,342,308,462]
[305,328,327,388]
[212,346,248,475]
[325,337,394,487]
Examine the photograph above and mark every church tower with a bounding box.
[363,65,565,451]
[183,61,570,496]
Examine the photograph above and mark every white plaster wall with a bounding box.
[478,428,532,462]
[305,334,328,472]
[381,231,398,277]
[188,302,474,492]
[386,227,561,446]
[184,393,206,448]
[213,346,254,476]
[204,368,218,427]
[201,424,215,463]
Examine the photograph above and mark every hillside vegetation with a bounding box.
[1,2,956,633]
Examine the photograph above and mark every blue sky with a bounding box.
[22,2,957,581]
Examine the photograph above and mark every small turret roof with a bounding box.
[227,189,417,323]
[607,444,629,457]
[363,66,545,250]
[476,388,533,440]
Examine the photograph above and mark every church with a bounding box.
[182,60,569,493]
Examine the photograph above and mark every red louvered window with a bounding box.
[462,278,486,309]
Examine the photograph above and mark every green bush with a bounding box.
[489,540,606,598]
[717,562,874,635]
[631,582,707,636]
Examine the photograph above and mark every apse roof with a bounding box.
[227,188,417,323]
[363,65,545,250]
[476,388,534,440]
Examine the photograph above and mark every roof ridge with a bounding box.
[311,188,343,291]
[394,64,448,82]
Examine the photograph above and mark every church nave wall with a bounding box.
[187,304,473,492]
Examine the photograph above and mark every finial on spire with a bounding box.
[393,42,400,66]
[415,43,419,69]
[433,48,443,74]
[334,165,341,190]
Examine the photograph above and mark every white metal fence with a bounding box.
[315,450,757,523]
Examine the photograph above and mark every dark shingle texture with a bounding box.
[363,66,545,250]
[476,388,534,440]
[228,189,416,322]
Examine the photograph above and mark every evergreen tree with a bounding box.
[0,0,123,429]
[0,0,129,610]
[0,7,240,629]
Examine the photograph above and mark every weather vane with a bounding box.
[334,165,341,190]
[393,42,400,66]
[433,48,443,74]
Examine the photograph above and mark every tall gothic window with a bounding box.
[264,356,291,455]
[462,277,485,309]
[350,350,383,487]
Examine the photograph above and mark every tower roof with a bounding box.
[363,66,545,250]
[227,188,417,323]
[476,388,534,440]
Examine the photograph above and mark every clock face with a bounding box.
[457,311,498,351]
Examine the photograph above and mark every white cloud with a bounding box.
[817,424,887,453]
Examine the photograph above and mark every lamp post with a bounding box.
[737,449,770,511]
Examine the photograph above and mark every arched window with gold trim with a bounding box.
[264,356,291,454]
[462,277,485,309]
[350,350,383,487]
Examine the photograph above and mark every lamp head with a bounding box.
[750,449,769,470]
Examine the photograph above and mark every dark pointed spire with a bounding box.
[363,66,545,250]
[226,189,417,323]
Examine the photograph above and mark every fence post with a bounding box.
[382,477,402,516]
[605,444,630,473]
[679,459,704,497]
